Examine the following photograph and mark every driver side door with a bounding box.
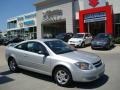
[20,41,51,75]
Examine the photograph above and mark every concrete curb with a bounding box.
[115,44,120,46]
[78,46,120,54]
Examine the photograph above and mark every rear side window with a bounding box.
[15,43,27,50]
[15,41,48,54]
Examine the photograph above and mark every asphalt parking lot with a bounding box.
[0,45,120,90]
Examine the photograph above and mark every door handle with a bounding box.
[23,54,28,57]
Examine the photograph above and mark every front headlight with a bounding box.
[75,62,93,70]
[91,41,95,44]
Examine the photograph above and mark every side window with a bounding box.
[88,34,90,37]
[15,42,48,54]
[27,43,35,52]
[15,43,27,51]
[85,34,88,38]
[27,42,48,54]
[87,34,92,37]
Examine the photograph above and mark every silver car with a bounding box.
[5,39,105,86]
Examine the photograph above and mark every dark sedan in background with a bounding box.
[0,38,5,45]
[55,33,73,42]
[0,37,9,45]
[4,37,24,46]
[91,33,114,50]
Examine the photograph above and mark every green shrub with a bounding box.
[114,37,120,44]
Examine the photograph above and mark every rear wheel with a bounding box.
[54,67,72,87]
[8,58,19,72]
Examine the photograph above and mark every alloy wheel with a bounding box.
[56,70,69,85]
[54,67,72,86]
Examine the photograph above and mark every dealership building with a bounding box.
[7,0,120,39]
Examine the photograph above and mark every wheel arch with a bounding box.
[8,56,15,62]
[7,54,17,63]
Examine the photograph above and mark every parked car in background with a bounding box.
[43,33,55,39]
[0,37,9,45]
[91,33,114,50]
[68,33,92,48]
[0,38,4,45]
[4,37,24,46]
[6,39,105,87]
[55,33,73,42]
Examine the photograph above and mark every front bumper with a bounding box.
[68,41,82,47]
[91,44,108,49]
[72,63,105,82]
[91,41,109,49]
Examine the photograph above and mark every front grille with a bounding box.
[70,41,75,43]
[93,60,102,68]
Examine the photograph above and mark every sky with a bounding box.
[0,0,39,32]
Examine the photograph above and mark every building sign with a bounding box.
[89,0,99,7]
[84,0,106,9]
[84,12,106,22]
[24,20,35,26]
[42,9,63,22]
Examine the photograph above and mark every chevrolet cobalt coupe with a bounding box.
[5,39,105,86]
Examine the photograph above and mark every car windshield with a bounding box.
[73,34,84,38]
[45,40,76,54]
[95,33,109,39]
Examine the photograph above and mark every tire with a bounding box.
[54,67,72,87]
[91,46,95,50]
[8,58,19,72]
[81,42,85,48]
[106,44,110,50]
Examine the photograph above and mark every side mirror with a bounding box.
[84,37,87,39]
[38,51,49,56]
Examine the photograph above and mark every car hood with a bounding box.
[69,38,83,42]
[60,50,100,63]
[93,38,109,42]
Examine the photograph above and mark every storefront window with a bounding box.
[75,20,79,33]
[7,21,17,29]
[115,14,120,23]
[114,14,120,37]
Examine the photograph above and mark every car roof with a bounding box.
[98,33,109,35]
[21,39,60,43]
[11,39,60,47]
[77,33,90,34]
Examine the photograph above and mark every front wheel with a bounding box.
[54,67,72,87]
[106,44,110,50]
[81,42,85,48]
[91,46,95,50]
